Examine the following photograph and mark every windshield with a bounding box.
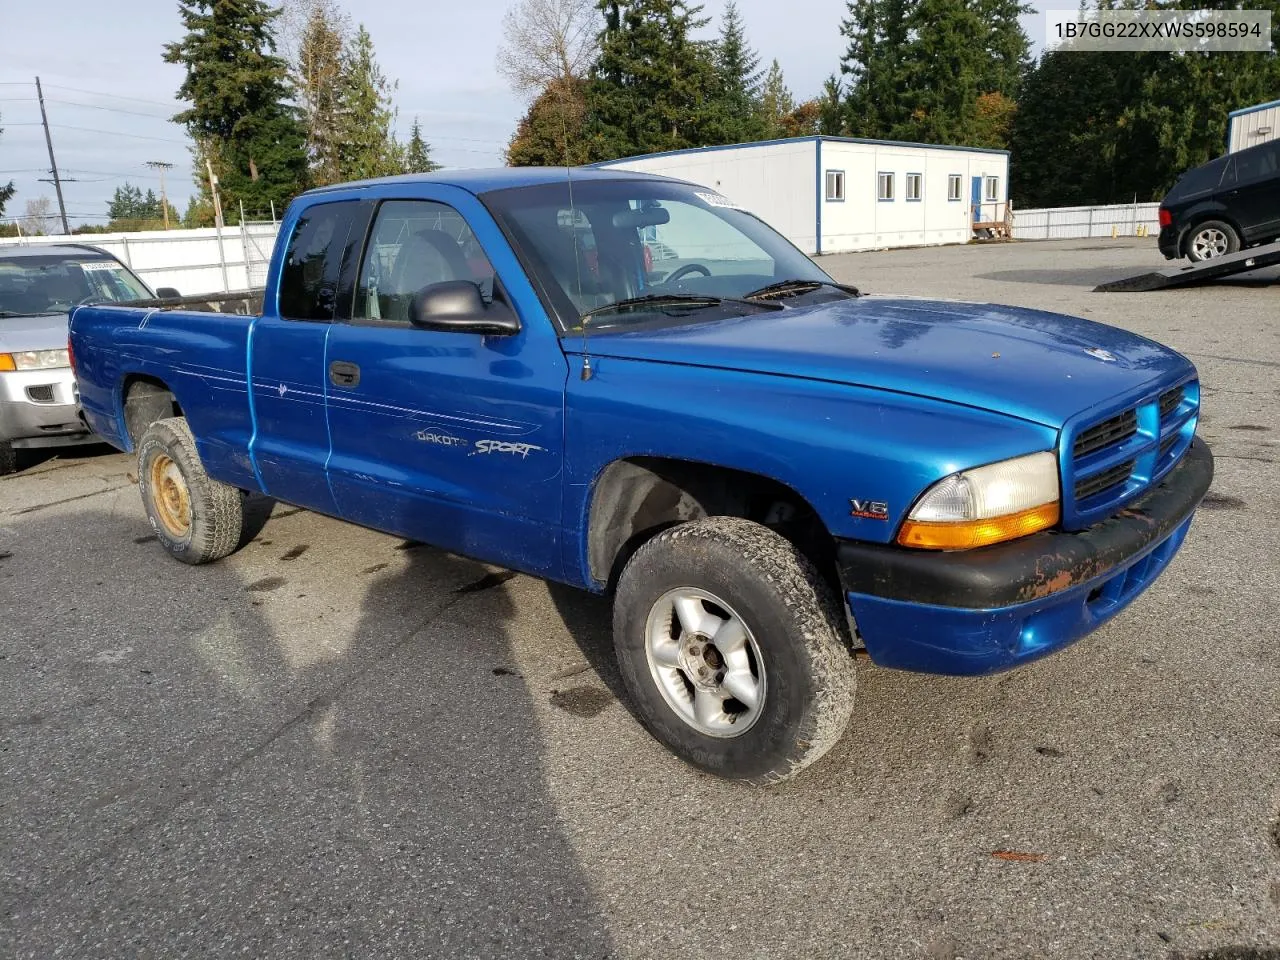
[482,178,837,332]
[0,255,153,317]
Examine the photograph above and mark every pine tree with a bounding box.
[403,118,441,173]
[839,0,911,138]
[756,59,794,139]
[894,0,989,145]
[336,25,402,180]
[508,77,591,165]
[817,74,845,135]
[709,1,765,143]
[0,110,14,218]
[584,0,721,160]
[164,0,309,219]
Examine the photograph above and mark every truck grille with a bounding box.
[26,384,56,403]
[1063,379,1199,529]
[1074,459,1134,501]
[1073,410,1137,459]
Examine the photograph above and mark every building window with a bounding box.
[985,176,1000,202]
[948,174,963,201]
[905,173,922,201]
[825,170,845,202]
[877,172,895,201]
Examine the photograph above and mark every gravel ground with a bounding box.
[1,238,1277,960]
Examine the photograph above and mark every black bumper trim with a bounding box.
[837,436,1214,610]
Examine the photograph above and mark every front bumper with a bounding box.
[837,437,1214,676]
[0,367,93,448]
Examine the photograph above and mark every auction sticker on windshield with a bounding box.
[694,191,745,210]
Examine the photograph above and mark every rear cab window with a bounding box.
[277,200,366,321]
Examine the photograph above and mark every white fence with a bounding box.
[0,222,282,296]
[1013,203,1161,240]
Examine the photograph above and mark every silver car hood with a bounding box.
[0,312,70,355]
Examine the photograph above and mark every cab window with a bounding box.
[278,201,363,321]
[354,200,495,323]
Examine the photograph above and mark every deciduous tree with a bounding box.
[497,0,600,96]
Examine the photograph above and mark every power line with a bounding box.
[47,123,188,144]
[47,100,176,121]
[43,84,181,110]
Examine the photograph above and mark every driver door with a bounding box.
[323,190,569,579]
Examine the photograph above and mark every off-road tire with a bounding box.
[1185,220,1240,262]
[0,440,16,476]
[136,417,244,565]
[613,516,857,785]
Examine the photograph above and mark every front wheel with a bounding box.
[613,517,857,785]
[136,417,246,565]
[1186,220,1239,262]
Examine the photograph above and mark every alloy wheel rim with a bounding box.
[149,453,191,538]
[1193,228,1228,259]
[644,587,766,738]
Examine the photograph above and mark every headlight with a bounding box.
[897,451,1060,550]
[0,350,71,371]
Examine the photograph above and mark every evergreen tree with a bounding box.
[403,118,441,173]
[164,0,308,219]
[0,111,15,218]
[584,0,721,160]
[817,74,845,135]
[710,1,765,143]
[336,25,402,180]
[107,183,179,230]
[508,78,591,165]
[756,59,795,139]
[838,0,1028,146]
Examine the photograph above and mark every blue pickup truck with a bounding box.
[70,168,1213,783]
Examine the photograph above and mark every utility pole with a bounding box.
[205,157,225,229]
[34,76,70,235]
[145,160,175,229]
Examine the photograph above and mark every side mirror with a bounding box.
[154,287,181,299]
[409,281,520,336]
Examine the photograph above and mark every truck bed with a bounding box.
[125,290,265,316]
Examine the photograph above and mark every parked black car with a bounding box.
[1158,138,1280,261]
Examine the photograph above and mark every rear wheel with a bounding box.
[613,516,856,785]
[1186,220,1239,262]
[136,417,245,564]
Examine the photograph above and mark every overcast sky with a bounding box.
[1,0,1052,228]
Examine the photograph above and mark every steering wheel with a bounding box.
[662,263,712,286]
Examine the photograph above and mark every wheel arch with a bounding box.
[1180,209,1245,256]
[120,374,185,448]
[585,456,837,592]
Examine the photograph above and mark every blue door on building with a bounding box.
[971,176,983,223]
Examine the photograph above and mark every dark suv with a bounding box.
[1158,138,1280,261]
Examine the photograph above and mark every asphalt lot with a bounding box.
[2,237,1278,959]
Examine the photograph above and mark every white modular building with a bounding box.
[1228,99,1280,154]
[594,135,1010,255]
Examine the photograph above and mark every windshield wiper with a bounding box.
[743,278,861,301]
[578,293,782,325]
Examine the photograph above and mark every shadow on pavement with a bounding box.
[0,507,613,958]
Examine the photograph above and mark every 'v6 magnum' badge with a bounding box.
[1084,347,1117,362]
[850,499,889,520]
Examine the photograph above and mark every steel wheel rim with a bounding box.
[149,453,191,538]
[644,587,766,738]
[1192,228,1227,259]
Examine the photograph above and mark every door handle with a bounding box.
[329,360,360,388]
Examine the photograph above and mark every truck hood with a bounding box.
[0,311,70,355]
[573,296,1194,428]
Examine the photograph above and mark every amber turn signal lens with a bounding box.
[0,354,16,372]
[897,501,1060,550]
